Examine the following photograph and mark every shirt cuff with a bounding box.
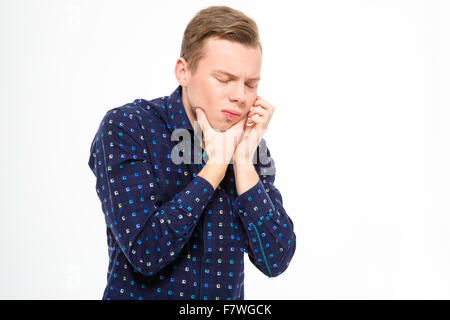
[175,175,216,220]
[232,179,277,227]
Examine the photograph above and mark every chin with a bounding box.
[212,117,238,132]
[216,126,227,132]
[213,123,228,132]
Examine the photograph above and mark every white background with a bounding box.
[1,0,449,299]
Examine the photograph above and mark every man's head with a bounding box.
[175,6,262,132]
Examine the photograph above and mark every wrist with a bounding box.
[197,161,228,190]
[233,152,255,166]
[234,145,258,166]
[204,160,228,176]
[233,162,259,196]
[208,154,233,167]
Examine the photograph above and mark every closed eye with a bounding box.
[217,78,256,88]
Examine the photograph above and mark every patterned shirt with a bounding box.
[88,85,296,300]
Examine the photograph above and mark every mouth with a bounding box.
[221,109,241,120]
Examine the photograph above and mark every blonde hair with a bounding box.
[180,5,262,75]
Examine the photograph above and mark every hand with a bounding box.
[195,108,247,165]
[234,96,275,165]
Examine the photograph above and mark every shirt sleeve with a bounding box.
[232,143,296,278]
[88,108,215,276]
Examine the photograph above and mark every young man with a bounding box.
[88,5,296,300]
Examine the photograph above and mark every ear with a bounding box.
[174,57,190,87]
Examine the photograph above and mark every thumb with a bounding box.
[195,108,212,133]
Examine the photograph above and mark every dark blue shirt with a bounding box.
[88,85,296,300]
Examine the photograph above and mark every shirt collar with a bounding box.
[166,85,195,133]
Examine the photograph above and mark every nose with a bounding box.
[229,81,246,106]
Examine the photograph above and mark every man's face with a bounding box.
[181,37,262,132]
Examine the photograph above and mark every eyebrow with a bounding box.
[212,69,260,81]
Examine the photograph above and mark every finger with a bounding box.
[247,106,266,118]
[253,100,270,112]
[195,108,212,132]
[249,113,264,125]
[246,115,256,126]
[253,97,274,112]
[246,109,263,126]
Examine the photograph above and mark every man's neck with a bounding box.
[181,86,205,149]
[180,86,197,130]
